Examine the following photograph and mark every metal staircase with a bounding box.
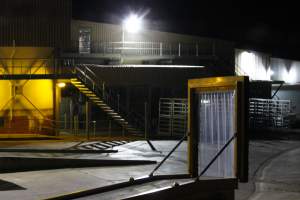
[70,65,145,136]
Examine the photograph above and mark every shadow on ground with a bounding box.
[0,179,26,191]
[250,128,300,140]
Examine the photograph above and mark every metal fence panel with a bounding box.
[158,98,187,137]
[249,98,291,128]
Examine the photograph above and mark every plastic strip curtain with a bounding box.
[197,90,235,177]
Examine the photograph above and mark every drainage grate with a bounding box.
[71,141,129,150]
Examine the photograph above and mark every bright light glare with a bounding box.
[57,82,66,88]
[267,68,274,79]
[123,14,143,33]
[240,51,255,78]
[283,67,297,84]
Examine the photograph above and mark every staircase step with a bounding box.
[81,91,93,94]
[126,127,137,131]
[78,88,90,91]
[74,85,86,88]
[71,81,82,84]
[70,77,141,137]
[101,107,113,111]
[94,100,104,103]
[87,94,97,97]
[90,97,100,100]
[111,115,122,119]
[116,119,126,122]
[96,103,106,107]
[107,112,118,115]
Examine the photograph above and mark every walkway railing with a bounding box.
[72,64,146,135]
[64,40,216,57]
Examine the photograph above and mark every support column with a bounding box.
[53,80,61,136]
[85,100,90,139]
[70,99,73,133]
[147,86,152,135]
[126,87,131,113]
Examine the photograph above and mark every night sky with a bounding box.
[73,0,300,60]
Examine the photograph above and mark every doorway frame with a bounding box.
[188,76,249,182]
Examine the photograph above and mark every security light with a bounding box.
[123,14,143,34]
[57,82,66,88]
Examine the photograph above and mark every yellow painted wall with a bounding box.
[0,80,54,117]
[0,81,11,110]
[0,47,56,134]
[0,47,54,75]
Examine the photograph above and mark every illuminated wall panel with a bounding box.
[0,47,56,134]
[235,49,271,80]
[270,58,300,84]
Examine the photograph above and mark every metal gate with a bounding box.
[249,98,291,128]
[158,98,187,137]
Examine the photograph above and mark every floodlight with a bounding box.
[123,14,143,33]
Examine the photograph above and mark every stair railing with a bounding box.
[72,64,146,134]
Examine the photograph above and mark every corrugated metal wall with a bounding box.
[71,20,233,50]
[71,20,235,71]
[0,0,72,48]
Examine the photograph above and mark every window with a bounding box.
[79,28,91,54]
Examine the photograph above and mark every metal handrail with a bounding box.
[73,64,146,133]
[65,40,215,57]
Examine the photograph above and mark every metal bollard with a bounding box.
[93,121,96,137]
[64,113,67,130]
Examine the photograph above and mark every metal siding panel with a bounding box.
[0,0,71,48]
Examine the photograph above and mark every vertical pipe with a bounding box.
[85,101,89,140]
[210,93,213,144]
[102,82,105,100]
[84,67,87,83]
[93,121,96,137]
[215,92,220,176]
[117,94,120,112]
[178,43,181,57]
[223,92,228,176]
[144,102,148,140]
[64,113,67,130]
[73,116,76,135]
[70,100,73,133]
[160,42,163,56]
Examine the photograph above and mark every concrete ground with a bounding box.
[0,140,188,200]
[0,137,299,199]
[246,140,300,200]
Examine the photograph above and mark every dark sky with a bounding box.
[73,0,300,60]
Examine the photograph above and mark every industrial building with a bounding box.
[0,1,300,200]
[1,0,297,137]
[0,0,298,138]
